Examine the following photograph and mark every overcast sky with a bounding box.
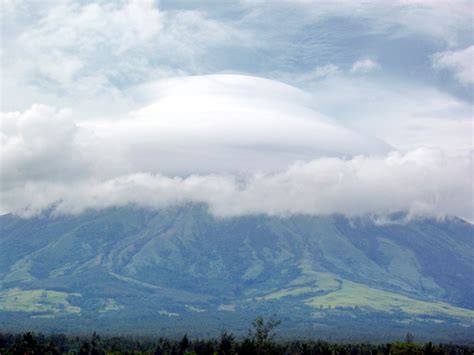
[1,0,473,221]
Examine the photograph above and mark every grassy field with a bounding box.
[0,288,80,315]
[305,280,474,321]
[258,261,474,323]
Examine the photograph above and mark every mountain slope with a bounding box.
[0,205,473,340]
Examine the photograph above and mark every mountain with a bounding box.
[1,205,473,341]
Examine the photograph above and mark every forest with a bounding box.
[1,318,473,355]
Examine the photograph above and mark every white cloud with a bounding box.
[19,0,163,54]
[0,75,389,186]
[1,0,160,112]
[0,75,471,221]
[1,1,471,223]
[432,46,474,85]
[351,59,380,74]
[0,0,254,113]
[2,0,471,118]
[0,104,89,188]
[2,149,471,222]
[303,76,473,155]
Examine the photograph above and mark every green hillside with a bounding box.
[1,205,473,340]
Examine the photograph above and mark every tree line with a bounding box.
[1,317,472,355]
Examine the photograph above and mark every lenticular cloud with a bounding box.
[0,75,471,221]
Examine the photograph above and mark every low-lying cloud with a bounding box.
[1,149,472,221]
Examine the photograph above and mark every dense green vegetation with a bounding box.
[1,319,473,355]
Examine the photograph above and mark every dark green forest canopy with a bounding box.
[1,331,473,355]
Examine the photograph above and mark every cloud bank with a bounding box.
[1,149,471,221]
[1,75,471,221]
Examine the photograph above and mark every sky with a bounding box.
[0,0,473,221]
